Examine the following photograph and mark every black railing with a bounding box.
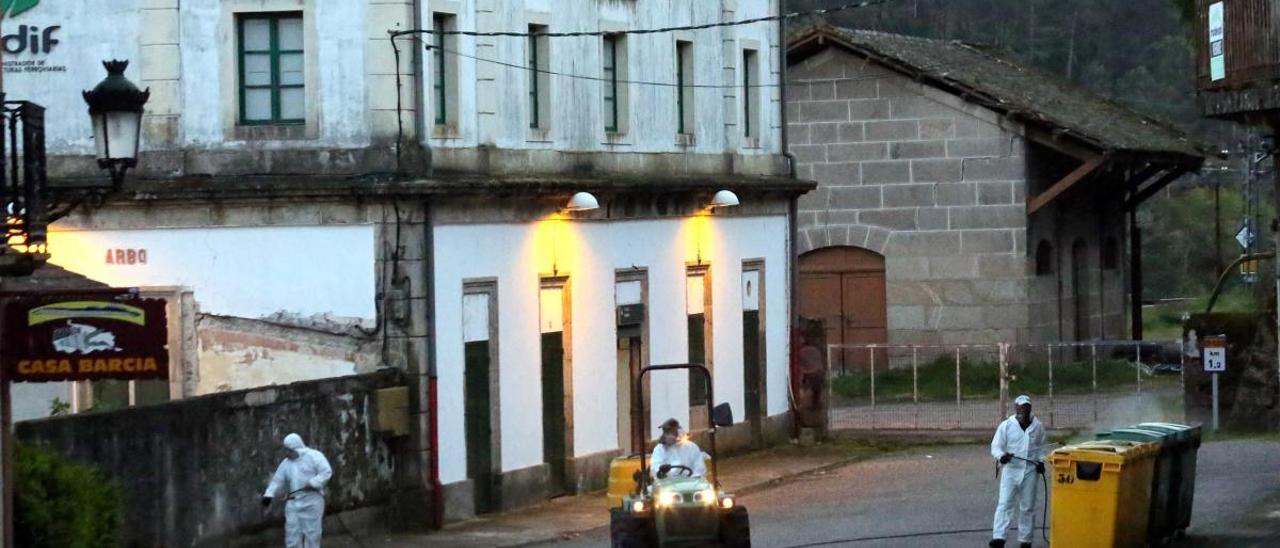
[0,97,48,267]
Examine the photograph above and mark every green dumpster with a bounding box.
[1138,422,1202,536]
[1097,427,1177,544]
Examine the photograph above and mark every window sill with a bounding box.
[603,131,631,146]
[675,133,696,147]
[234,124,309,141]
[432,125,460,139]
[526,128,553,143]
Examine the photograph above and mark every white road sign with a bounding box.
[1236,225,1253,250]
[1204,346,1226,372]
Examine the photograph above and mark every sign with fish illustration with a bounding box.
[1,290,168,382]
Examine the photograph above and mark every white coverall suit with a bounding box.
[650,439,707,479]
[265,434,333,548]
[990,415,1046,544]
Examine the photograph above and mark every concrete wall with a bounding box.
[15,370,412,548]
[788,47,1031,345]
[431,204,791,496]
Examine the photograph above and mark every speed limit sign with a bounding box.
[1203,336,1227,372]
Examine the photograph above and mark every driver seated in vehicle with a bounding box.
[651,418,707,479]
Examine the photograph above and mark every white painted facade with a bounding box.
[421,0,782,156]
[46,225,376,320]
[432,214,789,483]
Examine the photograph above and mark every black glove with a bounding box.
[1035,462,1046,474]
[261,496,272,508]
[658,464,671,478]
[999,453,1013,464]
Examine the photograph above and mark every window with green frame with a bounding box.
[432,13,454,126]
[676,40,694,136]
[603,34,619,133]
[238,13,304,125]
[528,24,548,130]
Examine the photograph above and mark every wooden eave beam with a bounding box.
[1124,168,1189,210]
[1026,154,1107,215]
[1025,126,1105,162]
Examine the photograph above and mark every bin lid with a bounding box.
[1135,422,1203,447]
[1098,427,1175,447]
[1051,439,1160,464]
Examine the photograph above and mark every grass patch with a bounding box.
[1144,289,1260,340]
[832,355,1179,403]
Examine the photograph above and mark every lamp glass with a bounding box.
[92,110,142,161]
[710,190,740,208]
[566,191,600,211]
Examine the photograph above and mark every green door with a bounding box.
[541,332,567,495]
[464,340,494,512]
[743,310,763,445]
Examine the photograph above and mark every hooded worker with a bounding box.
[650,418,707,479]
[989,395,1047,548]
[262,433,333,548]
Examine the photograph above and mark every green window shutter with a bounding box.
[238,13,304,125]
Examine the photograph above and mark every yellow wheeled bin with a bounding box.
[1050,440,1159,548]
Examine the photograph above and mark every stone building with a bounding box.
[7,0,806,526]
[785,25,1204,366]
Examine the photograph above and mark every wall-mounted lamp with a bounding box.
[710,189,740,209]
[83,59,150,190]
[565,191,600,212]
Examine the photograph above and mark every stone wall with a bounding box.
[788,47,1031,345]
[15,370,414,548]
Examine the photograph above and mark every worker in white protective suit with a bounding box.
[650,418,707,479]
[988,395,1046,548]
[262,433,333,548]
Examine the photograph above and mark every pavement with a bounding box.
[323,433,1280,547]
[323,438,911,548]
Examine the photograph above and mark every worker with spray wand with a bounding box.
[989,395,1047,548]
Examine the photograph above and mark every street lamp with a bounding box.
[82,60,149,189]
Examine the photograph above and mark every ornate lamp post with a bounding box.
[82,59,149,189]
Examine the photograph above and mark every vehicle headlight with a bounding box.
[720,497,735,509]
[695,488,717,505]
[657,491,679,508]
[631,500,646,513]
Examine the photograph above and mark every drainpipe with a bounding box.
[778,0,803,439]
[424,199,442,529]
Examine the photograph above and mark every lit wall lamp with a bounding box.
[565,191,600,212]
[710,189,740,209]
[83,60,150,190]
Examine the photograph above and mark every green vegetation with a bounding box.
[15,443,125,548]
[832,355,1179,403]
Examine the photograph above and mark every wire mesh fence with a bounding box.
[827,340,1186,431]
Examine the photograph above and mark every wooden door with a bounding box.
[799,247,888,373]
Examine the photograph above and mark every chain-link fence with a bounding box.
[827,340,1186,431]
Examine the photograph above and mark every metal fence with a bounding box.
[827,340,1186,431]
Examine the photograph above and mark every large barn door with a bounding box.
[798,247,888,373]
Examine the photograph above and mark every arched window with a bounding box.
[1103,236,1119,270]
[1035,240,1054,276]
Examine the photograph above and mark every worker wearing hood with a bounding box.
[262,433,333,548]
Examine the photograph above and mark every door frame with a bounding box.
[615,268,649,454]
[462,279,501,512]
[539,275,573,495]
[685,263,713,430]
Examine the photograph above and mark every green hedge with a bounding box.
[15,443,125,548]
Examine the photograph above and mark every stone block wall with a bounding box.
[788,47,1031,345]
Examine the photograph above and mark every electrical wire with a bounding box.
[390,0,902,40]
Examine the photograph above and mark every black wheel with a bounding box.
[720,505,751,548]
[611,509,653,548]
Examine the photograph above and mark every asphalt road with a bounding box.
[548,438,1280,547]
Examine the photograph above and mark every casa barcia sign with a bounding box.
[2,291,168,382]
